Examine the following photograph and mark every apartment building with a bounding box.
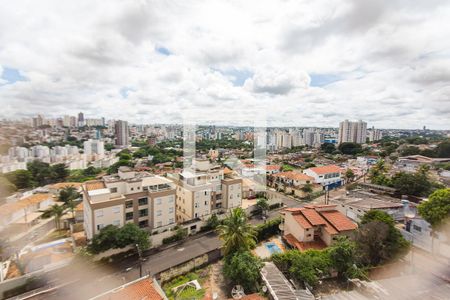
[168,159,243,223]
[83,167,176,240]
[338,120,367,144]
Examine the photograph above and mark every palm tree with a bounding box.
[41,204,66,230]
[217,207,256,256]
[66,199,77,219]
[58,185,80,203]
[256,198,269,217]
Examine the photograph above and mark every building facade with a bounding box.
[114,120,129,148]
[338,120,367,144]
[83,167,176,240]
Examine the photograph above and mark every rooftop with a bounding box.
[90,276,166,300]
[272,171,314,181]
[307,165,342,175]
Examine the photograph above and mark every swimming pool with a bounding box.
[265,242,282,254]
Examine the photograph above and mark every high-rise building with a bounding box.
[338,120,367,144]
[78,112,85,127]
[84,139,105,160]
[368,127,383,142]
[114,120,129,147]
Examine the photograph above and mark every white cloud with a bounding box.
[0,0,449,129]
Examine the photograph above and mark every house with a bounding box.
[47,182,83,196]
[303,165,343,189]
[395,155,450,173]
[270,171,314,188]
[0,193,56,231]
[283,205,357,251]
[331,190,404,222]
[89,276,167,300]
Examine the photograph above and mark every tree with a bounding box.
[391,171,432,196]
[0,176,17,197]
[66,199,77,219]
[41,204,66,230]
[338,142,363,155]
[321,143,336,154]
[5,170,33,189]
[344,169,355,182]
[205,213,220,230]
[217,207,256,256]
[59,186,80,203]
[328,236,357,280]
[436,141,450,158]
[51,163,69,181]
[223,251,263,292]
[88,223,150,254]
[418,188,450,229]
[356,211,409,266]
[301,183,313,194]
[256,198,269,217]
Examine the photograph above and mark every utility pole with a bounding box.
[136,244,143,278]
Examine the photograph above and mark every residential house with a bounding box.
[303,165,343,189]
[395,155,450,173]
[283,205,357,251]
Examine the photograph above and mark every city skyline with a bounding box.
[0,1,449,129]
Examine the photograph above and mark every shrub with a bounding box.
[254,217,281,242]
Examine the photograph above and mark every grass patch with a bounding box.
[163,269,208,300]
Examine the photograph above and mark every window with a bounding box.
[131,187,134,191]
[143,186,148,191]
[156,210,162,216]
[139,208,148,217]
[195,203,199,208]
[113,220,120,226]
[96,224,104,230]
[168,196,174,203]
[204,201,208,205]
[110,187,117,193]
[138,197,148,206]
[139,220,148,228]
[112,206,120,214]
[125,200,133,208]
[156,221,162,227]
[194,213,198,218]
[169,207,174,213]
[137,186,140,190]
[204,191,208,195]
[307,234,312,237]
[413,225,422,232]
[126,212,133,220]
[95,209,103,217]
[169,218,174,224]
[156,198,162,205]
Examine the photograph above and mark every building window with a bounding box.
[194,213,198,218]
[131,187,134,191]
[143,186,148,191]
[126,212,133,220]
[204,191,208,195]
[156,198,162,205]
[96,224,104,230]
[156,221,162,227]
[138,197,148,206]
[137,186,140,190]
[169,218,174,224]
[95,209,103,217]
[113,220,120,226]
[156,210,162,216]
[126,200,133,208]
[413,225,422,232]
[195,203,199,208]
[169,207,174,213]
[204,201,208,205]
[112,207,120,214]
[139,220,148,228]
[139,208,148,217]
[110,187,117,193]
[168,196,174,203]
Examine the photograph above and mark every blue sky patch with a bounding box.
[1,67,27,85]
[215,68,253,86]
[310,73,342,87]
[119,87,135,98]
[155,46,171,56]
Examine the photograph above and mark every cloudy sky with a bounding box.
[0,0,449,129]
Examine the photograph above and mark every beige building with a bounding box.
[283,205,357,251]
[83,167,176,240]
[168,159,242,222]
[338,119,367,144]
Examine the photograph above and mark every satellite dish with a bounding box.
[231,285,246,299]
[262,285,268,293]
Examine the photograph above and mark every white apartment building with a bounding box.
[368,128,383,142]
[83,167,176,240]
[84,139,105,161]
[338,120,367,144]
[168,159,243,223]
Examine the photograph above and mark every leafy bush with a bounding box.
[162,228,188,244]
[254,217,281,242]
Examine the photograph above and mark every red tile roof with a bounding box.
[320,210,358,232]
[94,278,164,300]
[272,171,314,181]
[301,209,327,226]
[308,165,341,175]
[293,213,313,229]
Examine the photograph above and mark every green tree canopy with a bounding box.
[338,142,363,155]
[5,170,33,189]
[222,251,263,292]
[321,143,336,154]
[418,188,450,229]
